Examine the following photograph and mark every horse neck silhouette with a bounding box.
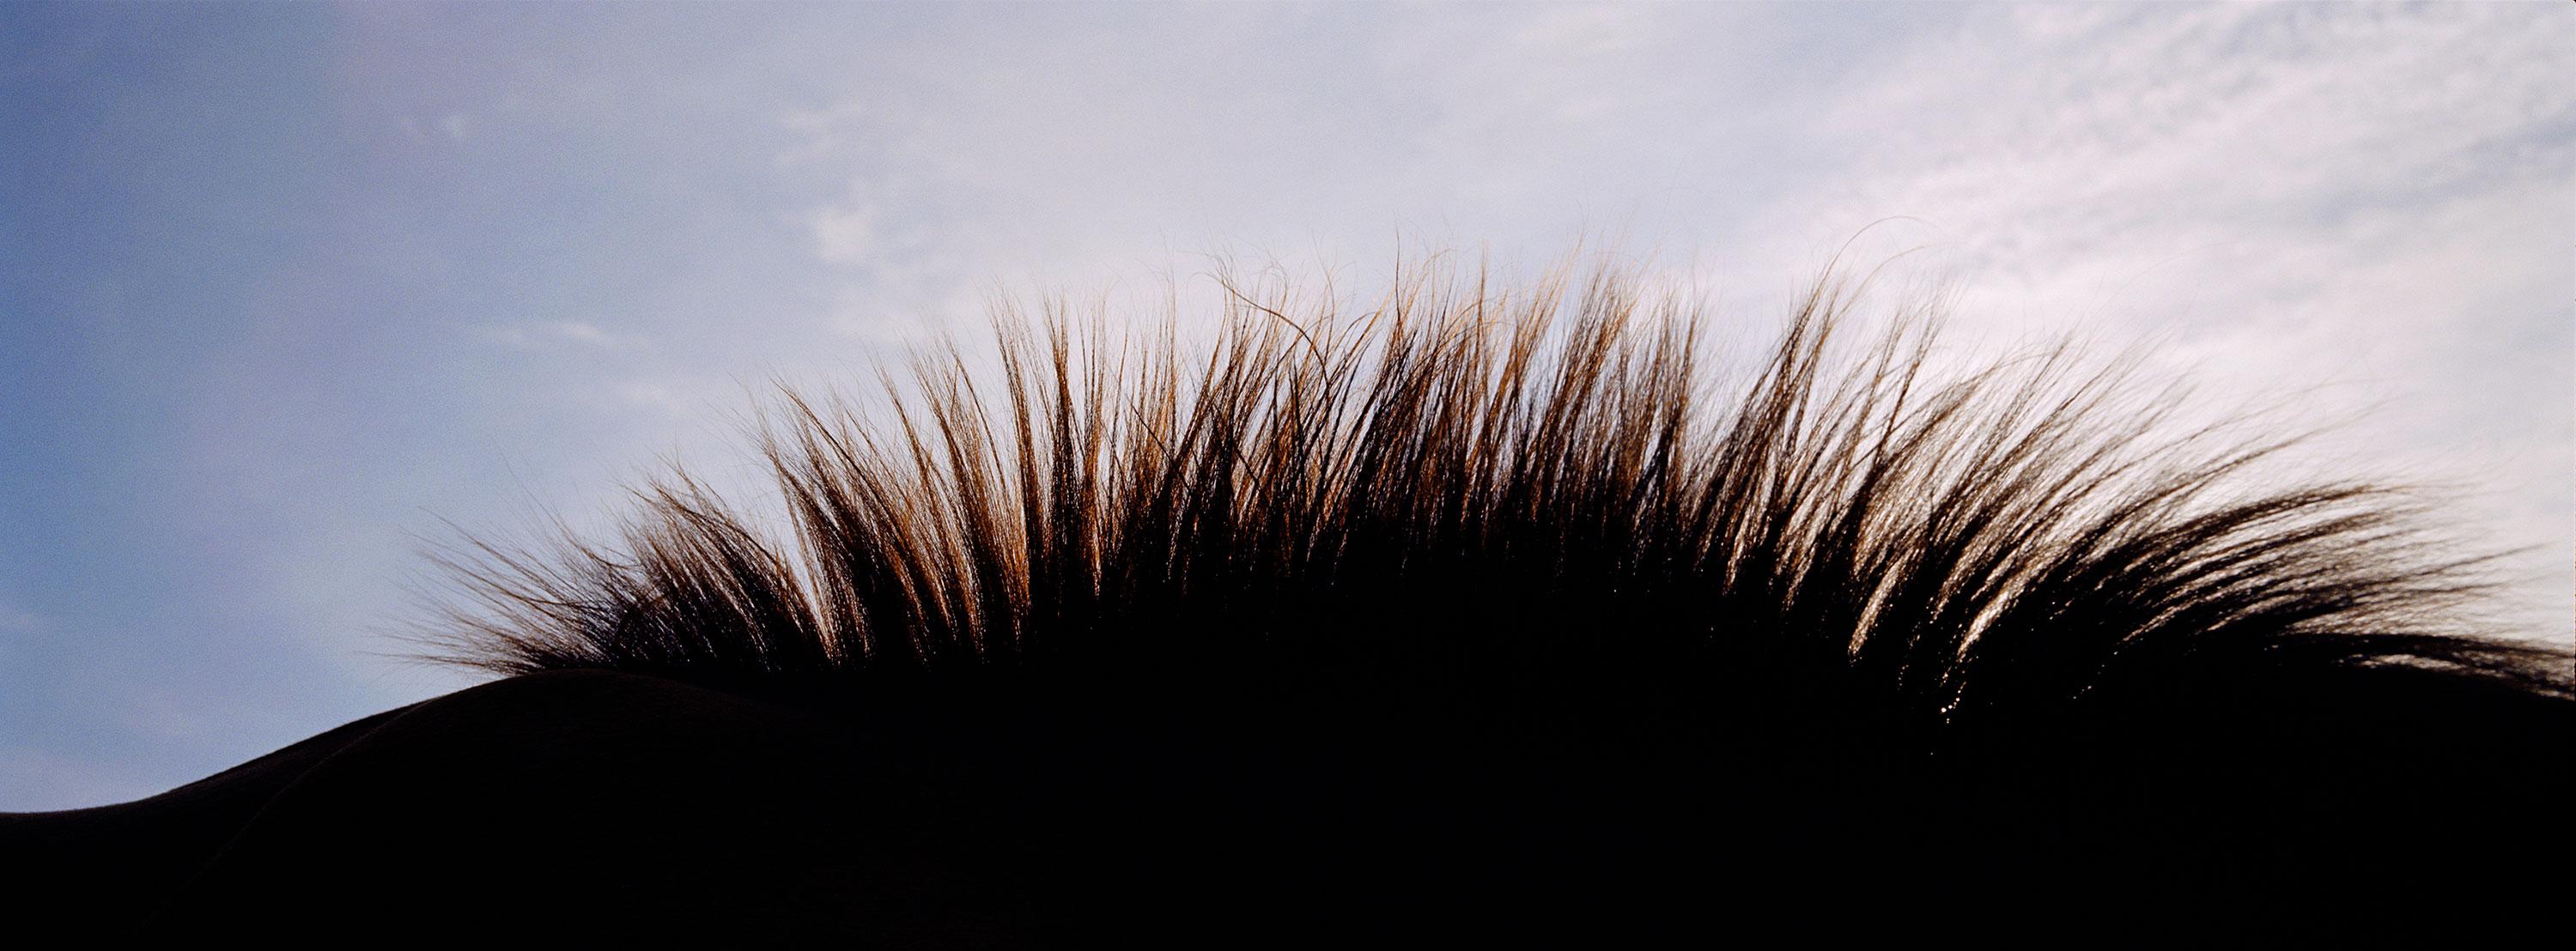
[7,262,2568,942]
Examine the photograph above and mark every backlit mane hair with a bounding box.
[428,257,2567,719]
[422,255,2571,930]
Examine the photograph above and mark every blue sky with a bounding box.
[3,2,2568,809]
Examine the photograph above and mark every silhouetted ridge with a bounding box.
[428,259,2567,724]
[398,257,2573,935]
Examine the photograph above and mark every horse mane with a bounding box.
[421,256,2570,929]
[428,257,2566,707]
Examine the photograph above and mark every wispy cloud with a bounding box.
[808,199,879,266]
[480,320,638,351]
[605,379,695,416]
[764,2,2568,635]
[1714,3,2573,633]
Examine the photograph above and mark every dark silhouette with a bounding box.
[6,259,2568,942]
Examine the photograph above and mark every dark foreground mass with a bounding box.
[2,663,2566,943]
[9,266,2570,942]
[4,672,1011,942]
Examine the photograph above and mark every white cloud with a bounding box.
[548,321,616,347]
[607,379,692,416]
[1715,3,2573,637]
[1772,3,2570,301]
[808,199,880,265]
[481,320,637,351]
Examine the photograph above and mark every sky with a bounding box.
[2,1,2568,809]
